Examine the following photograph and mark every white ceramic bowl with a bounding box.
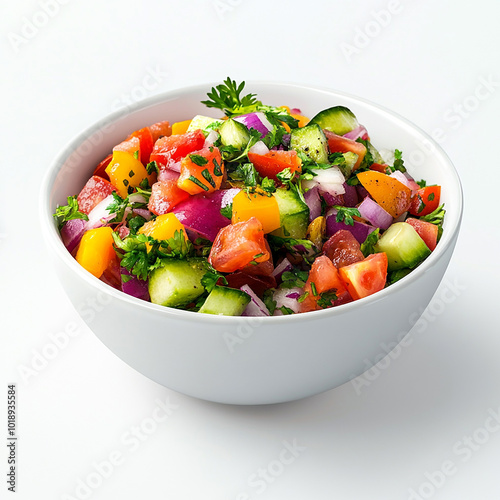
[40,82,463,405]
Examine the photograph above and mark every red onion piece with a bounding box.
[390,171,419,195]
[342,182,358,207]
[118,226,130,239]
[321,191,344,207]
[240,285,270,317]
[273,287,302,314]
[357,197,393,230]
[158,169,180,182]
[343,124,369,141]
[249,140,269,156]
[172,188,240,242]
[60,218,86,253]
[234,112,273,138]
[120,267,150,301]
[356,184,370,200]
[132,208,152,221]
[290,108,302,115]
[128,193,147,204]
[167,160,181,173]
[86,194,115,229]
[325,208,376,244]
[304,186,321,221]
[302,166,345,199]
[271,258,293,280]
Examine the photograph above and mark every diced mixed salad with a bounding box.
[54,78,445,316]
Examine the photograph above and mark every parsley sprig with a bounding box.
[53,196,88,229]
[334,206,361,226]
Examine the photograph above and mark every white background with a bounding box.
[1,1,500,499]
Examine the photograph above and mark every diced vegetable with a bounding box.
[139,213,187,244]
[127,127,154,164]
[325,208,376,244]
[209,217,270,273]
[199,285,251,316]
[234,112,273,138]
[322,229,364,269]
[240,285,271,317]
[172,188,239,242]
[177,146,224,195]
[339,252,388,300]
[77,175,116,214]
[324,130,366,170]
[150,129,205,170]
[218,118,251,150]
[148,180,190,215]
[187,115,222,133]
[149,121,172,142]
[149,259,207,307]
[270,187,309,239]
[171,119,192,135]
[409,185,441,216]
[374,222,431,271]
[406,218,438,251]
[232,190,281,233]
[357,196,393,230]
[60,218,87,253]
[309,105,359,135]
[75,227,115,278]
[290,124,329,163]
[121,267,150,301]
[356,170,412,218]
[105,151,153,198]
[247,150,302,181]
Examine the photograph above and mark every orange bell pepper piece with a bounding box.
[232,190,281,233]
[177,147,224,195]
[105,151,154,198]
[356,171,412,218]
[76,227,115,278]
[171,119,192,135]
[139,213,187,245]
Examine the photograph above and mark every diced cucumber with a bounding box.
[198,286,250,316]
[270,188,309,239]
[365,140,384,164]
[375,222,431,271]
[338,151,358,178]
[290,124,329,164]
[309,106,359,135]
[149,259,207,307]
[218,118,250,150]
[187,115,222,133]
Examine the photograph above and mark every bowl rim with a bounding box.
[40,81,463,324]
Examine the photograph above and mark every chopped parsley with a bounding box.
[53,196,88,229]
[334,206,361,226]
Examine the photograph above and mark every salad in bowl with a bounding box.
[54,78,444,318]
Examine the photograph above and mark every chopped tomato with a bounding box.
[177,146,224,195]
[409,185,441,216]
[128,127,154,164]
[370,163,389,173]
[150,129,205,169]
[77,175,116,214]
[113,136,141,159]
[324,130,367,170]
[224,272,276,296]
[149,121,172,142]
[148,180,190,215]
[300,256,349,312]
[248,150,302,181]
[356,170,412,218]
[93,154,113,180]
[209,217,270,273]
[322,230,364,268]
[339,252,388,300]
[406,218,438,251]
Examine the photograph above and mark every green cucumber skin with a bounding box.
[199,286,250,316]
[309,106,359,135]
[218,118,250,149]
[149,259,207,307]
[375,222,431,271]
[271,188,309,239]
[187,115,222,133]
[290,124,329,164]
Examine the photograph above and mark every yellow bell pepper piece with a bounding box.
[139,213,187,245]
[171,120,192,135]
[76,227,115,278]
[232,190,281,234]
[105,151,152,198]
[292,113,310,128]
